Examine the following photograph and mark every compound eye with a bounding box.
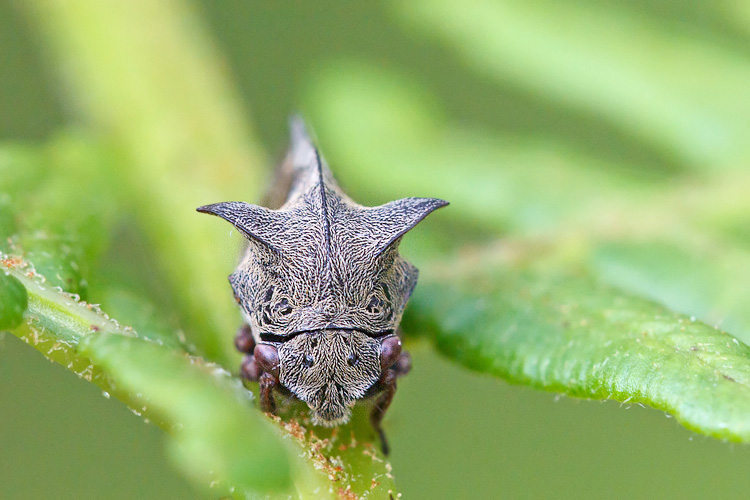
[274,297,293,316]
[261,292,294,325]
[366,295,383,315]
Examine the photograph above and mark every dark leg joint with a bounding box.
[259,371,278,414]
[235,324,255,353]
[240,354,261,381]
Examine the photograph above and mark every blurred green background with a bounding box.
[3,1,750,499]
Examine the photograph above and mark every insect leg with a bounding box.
[259,371,278,414]
[237,325,262,381]
[240,354,261,381]
[255,344,280,414]
[370,368,397,455]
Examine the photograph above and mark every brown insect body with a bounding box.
[198,118,447,453]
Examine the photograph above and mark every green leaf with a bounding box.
[0,136,121,298]
[78,333,291,495]
[593,241,750,344]
[97,288,191,350]
[404,255,750,442]
[0,272,27,330]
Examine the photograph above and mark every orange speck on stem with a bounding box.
[2,257,24,268]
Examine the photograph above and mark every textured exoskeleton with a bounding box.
[197,117,447,454]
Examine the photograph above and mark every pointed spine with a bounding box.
[314,148,334,287]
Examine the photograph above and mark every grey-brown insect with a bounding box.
[197,117,447,454]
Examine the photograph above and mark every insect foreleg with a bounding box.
[255,344,281,414]
[259,372,278,413]
[370,368,398,455]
